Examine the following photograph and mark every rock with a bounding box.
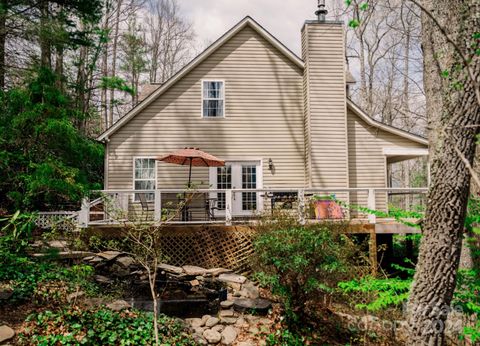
[182,265,207,276]
[189,318,204,328]
[189,279,200,287]
[203,329,221,344]
[194,327,205,335]
[241,282,259,299]
[88,256,104,264]
[94,275,113,284]
[221,326,237,345]
[248,326,259,335]
[220,317,237,324]
[219,309,234,317]
[232,290,242,297]
[109,263,130,277]
[235,317,246,327]
[115,256,134,268]
[237,342,256,346]
[194,335,208,345]
[0,325,15,343]
[97,251,122,261]
[158,263,184,274]
[220,300,234,308]
[84,297,106,307]
[33,251,94,259]
[201,315,211,324]
[233,298,271,315]
[211,324,224,333]
[204,268,231,276]
[205,317,220,328]
[67,290,85,302]
[47,240,68,249]
[106,299,131,311]
[218,273,247,284]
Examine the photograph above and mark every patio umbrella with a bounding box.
[157,147,225,188]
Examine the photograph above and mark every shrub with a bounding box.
[253,214,366,327]
[19,307,195,346]
[0,252,97,302]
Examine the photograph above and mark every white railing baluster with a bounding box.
[154,190,161,223]
[79,197,90,228]
[225,189,232,226]
[298,188,305,225]
[367,189,376,224]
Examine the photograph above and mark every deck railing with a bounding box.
[78,187,428,228]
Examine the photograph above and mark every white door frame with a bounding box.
[209,159,263,217]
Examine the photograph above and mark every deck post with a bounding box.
[367,189,376,224]
[225,189,232,226]
[154,190,161,223]
[298,188,305,225]
[78,197,89,228]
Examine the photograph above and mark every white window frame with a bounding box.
[132,157,157,202]
[201,79,225,118]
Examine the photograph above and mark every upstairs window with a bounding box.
[134,158,156,201]
[202,80,224,117]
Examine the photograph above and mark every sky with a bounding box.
[179,0,340,56]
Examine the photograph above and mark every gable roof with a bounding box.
[346,99,428,146]
[97,16,303,141]
[97,16,428,148]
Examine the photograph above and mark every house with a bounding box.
[96,12,428,221]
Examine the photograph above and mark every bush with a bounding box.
[253,214,366,327]
[19,307,195,346]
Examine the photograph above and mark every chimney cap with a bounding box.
[315,0,328,21]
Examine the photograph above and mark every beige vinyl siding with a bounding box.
[301,25,311,187]
[347,109,427,212]
[302,22,349,201]
[107,26,305,191]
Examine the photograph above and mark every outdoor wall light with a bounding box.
[268,158,274,171]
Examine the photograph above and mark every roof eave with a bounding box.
[346,99,428,146]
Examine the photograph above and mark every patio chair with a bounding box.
[138,193,154,221]
[205,196,220,221]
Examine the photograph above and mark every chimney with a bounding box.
[302,3,349,190]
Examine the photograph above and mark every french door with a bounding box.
[209,161,262,216]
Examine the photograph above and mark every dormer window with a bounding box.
[202,80,224,117]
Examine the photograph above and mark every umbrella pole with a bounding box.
[188,159,192,188]
[183,159,193,221]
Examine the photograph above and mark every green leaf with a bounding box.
[360,2,369,11]
[348,19,360,29]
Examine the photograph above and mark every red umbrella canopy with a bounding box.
[157,147,225,167]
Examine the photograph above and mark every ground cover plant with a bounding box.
[19,307,196,346]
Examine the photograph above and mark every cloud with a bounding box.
[179,0,325,55]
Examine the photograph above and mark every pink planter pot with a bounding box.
[313,200,344,220]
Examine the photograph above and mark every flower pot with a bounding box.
[328,202,344,219]
[313,200,330,219]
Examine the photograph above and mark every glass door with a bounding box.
[210,160,262,217]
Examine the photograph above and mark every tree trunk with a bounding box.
[406,1,480,344]
[101,0,111,128]
[109,0,123,127]
[0,0,7,89]
[39,1,51,69]
[55,46,64,91]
